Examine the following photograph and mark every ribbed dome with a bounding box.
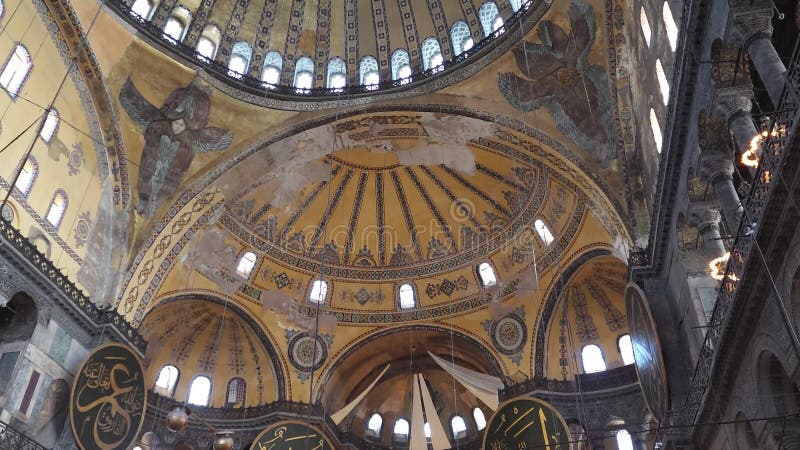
[111,0,549,96]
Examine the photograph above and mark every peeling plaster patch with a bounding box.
[77,177,131,307]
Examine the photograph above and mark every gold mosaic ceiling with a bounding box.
[113,0,546,89]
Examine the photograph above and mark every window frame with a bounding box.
[581,344,607,373]
[451,414,468,439]
[655,59,670,105]
[261,51,283,87]
[393,417,410,442]
[14,156,38,198]
[366,413,383,438]
[186,375,212,407]
[477,262,498,287]
[236,251,257,279]
[39,108,59,143]
[0,44,32,99]
[473,407,487,431]
[663,2,678,52]
[153,364,180,397]
[618,333,635,366]
[640,6,652,47]
[293,56,315,91]
[309,279,328,304]
[650,108,663,153]
[130,0,154,20]
[398,283,416,309]
[45,189,68,230]
[534,218,555,245]
[225,376,246,406]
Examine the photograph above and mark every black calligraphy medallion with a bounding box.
[626,282,669,422]
[250,420,334,450]
[482,397,570,450]
[69,343,146,450]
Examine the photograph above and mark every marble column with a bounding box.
[714,95,760,156]
[726,0,787,106]
[702,154,743,233]
[691,209,726,259]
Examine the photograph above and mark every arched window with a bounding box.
[534,219,554,245]
[163,8,190,42]
[187,375,211,406]
[391,49,411,81]
[367,413,383,436]
[196,26,221,60]
[655,59,670,105]
[262,51,283,86]
[393,418,410,440]
[509,0,523,12]
[424,422,432,439]
[46,190,68,229]
[226,377,246,407]
[326,58,346,89]
[615,429,634,450]
[130,0,154,19]
[477,262,497,287]
[473,407,486,430]
[359,56,380,89]
[228,41,252,77]
[663,2,678,51]
[451,415,467,439]
[421,38,443,71]
[650,108,663,153]
[0,44,31,97]
[451,21,474,55]
[640,7,652,47]
[399,283,416,309]
[478,2,501,36]
[618,334,635,365]
[294,56,314,91]
[153,365,179,396]
[309,279,328,304]
[40,108,59,143]
[14,156,37,197]
[236,251,257,278]
[581,344,607,373]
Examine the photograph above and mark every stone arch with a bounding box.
[0,291,38,343]
[756,350,800,446]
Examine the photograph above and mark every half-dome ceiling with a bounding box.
[109,0,550,97]
[221,112,584,281]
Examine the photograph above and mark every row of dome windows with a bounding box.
[128,0,531,90]
[365,408,485,442]
[152,365,245,407]
[233,219,555,308]
[581,334,635,374]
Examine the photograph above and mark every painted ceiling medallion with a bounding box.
[287,330,329,373]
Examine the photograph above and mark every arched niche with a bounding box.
[538,249,630,379]
[138,295,286,405]
[756,351,800,445]
[0,292,38,343]
[318,325,503,445]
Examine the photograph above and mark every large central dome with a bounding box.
[110,0,550,99]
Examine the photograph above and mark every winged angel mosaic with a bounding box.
[120,77,233,217]
[499,0,614,165]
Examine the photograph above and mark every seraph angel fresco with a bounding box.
[499,0,614,166]
[120,77,233,217]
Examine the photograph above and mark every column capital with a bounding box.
[690,208,723,233]
[725,0,775,47]
[700,152,735,182]
[712,87,753,123]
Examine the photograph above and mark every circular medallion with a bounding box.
[250,420,334,450]
[288,332,327,372]
[492,314,527,355]
[626,282,669,422]
[483,396,571,449]
[69,343,147,450]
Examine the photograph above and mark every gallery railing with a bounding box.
[105,0,542,100]
[678,37,800,429]
[501,364,639,400]
[0,421,47,450]
[0,217,147,353]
